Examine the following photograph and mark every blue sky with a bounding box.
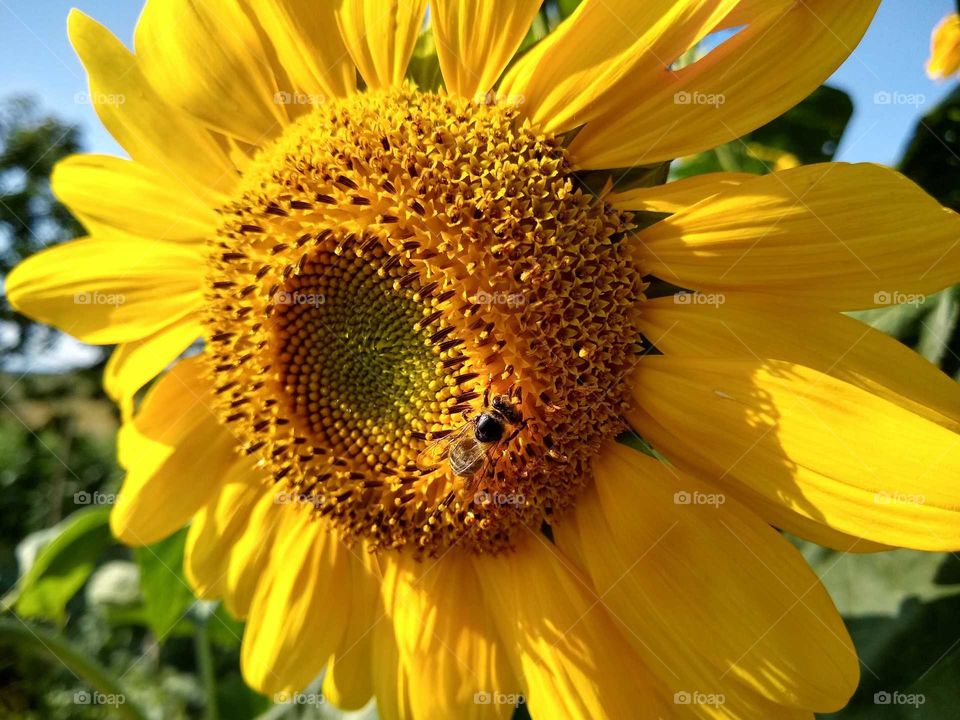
[0,0,955,166]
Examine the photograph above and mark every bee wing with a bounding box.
[416,423,470,471]
[462,453,492,499]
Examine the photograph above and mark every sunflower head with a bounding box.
[205,85,642,555]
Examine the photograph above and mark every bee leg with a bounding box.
[483,384,490,408]
[504,418,528,444]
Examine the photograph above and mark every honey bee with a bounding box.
[416,389,525,498]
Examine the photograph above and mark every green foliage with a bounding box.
[0,96,83,356]
[899,85,960,211]
[134,530,197,640]
[11,507,112,623]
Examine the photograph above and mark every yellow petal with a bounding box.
[322,550,380,710]
[431,0,541,99]
[633,164,960,310]
[6,236,203,345]
[247,0,356,100]
[639,293,960,433]
[223,488,284,619]
[336,0,427,90]
[371,614,413,720]
[501,0,752,133]
[134,0,288,145]
[382,551,518,720]
[474,534,670,720]
[52,155,219,243]
[67,10,236,201]
[241,512,350,694]
[610,171,753,214]
[111,357,238,546]
[632,357,960,550]
[630,405,887,554]
[569,0,879,168]
[568,443,857,711]
[927,13,960,80]
[184,461,264,600]
[104,313,201,420]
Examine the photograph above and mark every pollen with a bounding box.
[203,86,644,556]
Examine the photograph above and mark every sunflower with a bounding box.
[928,12,960,80]
[8,0,960,718]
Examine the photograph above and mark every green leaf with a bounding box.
[898,84,960,211]
[574,161,671,195]
[134,529,197,640]
[217,673,270,720]
[12,506,112,622]
[673,85,853,178]
[556,0,582,19]
[916,286,960,365]
[801,545,960,719]
[206,603,244,651]
[406,27,443,92]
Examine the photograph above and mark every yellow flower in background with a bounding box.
[927,12,960,79]
[8,0,960,718]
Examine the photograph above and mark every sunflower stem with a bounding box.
[195,611,219,720]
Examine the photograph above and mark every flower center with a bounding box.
[203,87,642,555]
